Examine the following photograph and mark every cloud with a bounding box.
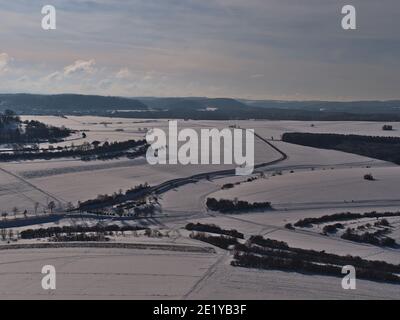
[16,75,29,82]
[43,71,63,82]
[64,59,96,75]
[115,68,132,79]
[0,53,10,73]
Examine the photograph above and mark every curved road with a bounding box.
[148,130,288,196]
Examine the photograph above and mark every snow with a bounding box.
[211,166,400,208]
[0,247,219,299]
[1,117,400,299]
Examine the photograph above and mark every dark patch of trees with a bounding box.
[190,233,239,249]
[0,139,148,162]
[206,198,272,213]
[78,183,152,210]
[249,235,290,250]
[51,233,110,242]
[0,111,72,144]
[322,223,345,234]
[375,219,390,227]
[185,223,244,239]
[282,132,400,165]
[232,235,400,284]
[20,224,144,239]
[364,173,375,181]
[382,125,393,131]
[232,252,400,284]
[294,211,400,228]
[221,183,235,190]
[341,228,397,247]
[284,223,295,230]
[243,236,400,273]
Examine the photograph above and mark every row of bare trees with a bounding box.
[0,200,74,221]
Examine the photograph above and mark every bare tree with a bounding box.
[34,202,40,216]
[48,201,56,214]
[115,207,124,217]
[0,229,6,241]
[7,229,14,241]
[12,207,18,219]
[66,202,74,211]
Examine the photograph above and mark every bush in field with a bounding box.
[375,219,391,227]
[382,125,393,131]
[284,223,295,230]
[322,223,344,234]
[221,183,235,190]
[364,173,375,181]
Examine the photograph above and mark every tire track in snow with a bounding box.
[0,167,65,204]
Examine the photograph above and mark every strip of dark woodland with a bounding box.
[282,132,400,164]
[0,242,216,253]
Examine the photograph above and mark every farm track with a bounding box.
[0,167,65,204]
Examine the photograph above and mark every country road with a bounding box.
[148,130,288,197]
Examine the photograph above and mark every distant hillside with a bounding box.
[241,99,400,114]
[139,97,248,111]
[1,93,400,121]
[0,94,148,114]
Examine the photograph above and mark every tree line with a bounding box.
[231,235,400,284]
[282,132,400,164]
[0,139,148,162]
[186,223,244,239]
[78,183,152,211]
[206,198,272,213]
[293,211,400,228]
[20,224,144,239]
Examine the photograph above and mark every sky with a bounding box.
[0,0,399,100]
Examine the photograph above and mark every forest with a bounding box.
[282,132,400,164]
[0,109,71,144]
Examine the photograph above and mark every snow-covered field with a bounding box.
[0,247,219,299]
[1,116,400,299]
[211,166,400,209]
[1,246,399,300]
